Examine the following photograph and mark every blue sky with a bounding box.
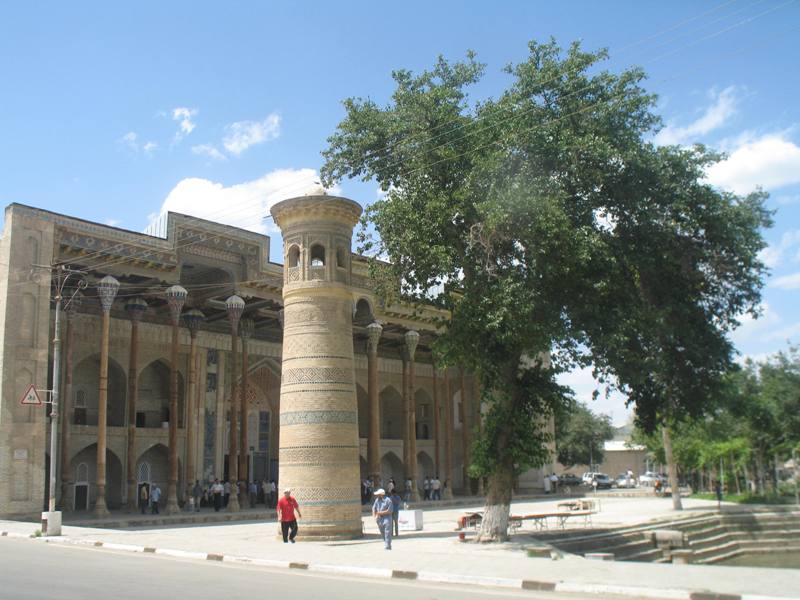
[2,1,799,424]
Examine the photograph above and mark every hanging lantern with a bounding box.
[165,285,188,325]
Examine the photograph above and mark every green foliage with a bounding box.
[554,402,615,467]
[322,39,770,500]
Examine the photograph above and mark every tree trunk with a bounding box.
[731,452,741,495]
[756,450,766,495]
[477,459,513,543]
[662,425,683,510]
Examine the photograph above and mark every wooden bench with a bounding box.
[516,510,595,531]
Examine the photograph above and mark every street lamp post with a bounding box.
[43,266,86,536]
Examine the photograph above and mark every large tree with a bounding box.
[322,40,770,541]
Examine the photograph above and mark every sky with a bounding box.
[1,1,799,425]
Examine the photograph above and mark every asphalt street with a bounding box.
[0,537,630,600]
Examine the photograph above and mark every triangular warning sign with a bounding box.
[19,383,42,406]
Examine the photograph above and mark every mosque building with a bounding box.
[0,191,549,537]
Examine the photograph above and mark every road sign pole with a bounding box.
[48,294,62,514]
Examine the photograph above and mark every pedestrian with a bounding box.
[150,484,161,514]
[261,480,269,506]
[212,478,223,512]
[139,484,149,514]
[223,480,231,507]
[431,476,441,501]
[714,480,723,506]
[372,488,393,550]
[277,488,302,543]
[390,489,401,536]
[248,481,257,508]
[192,480,202,512]
[550,473,559,494]
[544,474,551,494]
[387,478,395,493]
[404,477,412,502]
[423,476,430,500]
[269,479,277,509]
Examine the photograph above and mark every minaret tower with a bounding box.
[271,191,363,540]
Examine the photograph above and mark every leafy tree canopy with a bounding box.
[555,402,615,468]
[322,39,770,538]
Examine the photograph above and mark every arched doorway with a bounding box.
[380,386,403,440]
[138,361,184,428]
[73,355,127,426]
[137,462,151,510]
[417,451,435,485]
[415,389,433,440]
[68,444,123,510]
[74,462,89,511]
[380,451,403,484]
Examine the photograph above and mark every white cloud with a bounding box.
[654,86,739,146]
[117,131,157,154]
[191,144,227,161]
[172,107,198,138]
[705,134,800,194]
[556,366,631,426]
[759,229,800,269]
[148,168,341,239]
[222,114,281,155]
[769,272,800,290]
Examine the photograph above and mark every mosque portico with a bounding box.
[0,199,550,521]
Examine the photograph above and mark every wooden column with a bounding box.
[404,330,420,501]
[443,368,454,499]
[460,367,472,495]
[432,367,441,478]
[239,319,253,482]
[366,322,382,489]
[214,351,226,479]
[165,285,187,514]
[125,298,147,511]
[225,295,244,512]
[95,275,119,517]
[184,310,204,491]
[60,293,81,510]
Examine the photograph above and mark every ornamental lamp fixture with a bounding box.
[97,275,120,313]
[165,285,188,325]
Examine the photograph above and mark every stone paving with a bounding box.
[2,494,798,599]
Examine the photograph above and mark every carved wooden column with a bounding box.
[95,275,119,516]
[124,297,147,511]
[460,367,472,495]
[405,330,420,501]
[443,368,454,499]
[214,350,226,479]
[225,295,245,512]
[60,292,81,510]
[432,366,441,478]
[366,321,382,489]
[183,309,204,490]
[239,318,253,481]
[165,285,187,514]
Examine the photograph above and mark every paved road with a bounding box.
[0,537,630,600]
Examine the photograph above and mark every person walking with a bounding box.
[192,480,202,512]
[277,488,302,543]
[150,484,161,514]
[390,489,402,536]
[423,476,431,501]
[223,480,231,507]
[261,480,269,506]
[139,484,149,514]
[211,478,223,512]
[372,488,394,550]
[431,476,441,501]
[249,481,258,508]
[269,479,277,509]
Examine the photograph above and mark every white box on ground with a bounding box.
[41,510,62,536]
[398,509,423,531]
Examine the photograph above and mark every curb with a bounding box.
[1,530,797,600]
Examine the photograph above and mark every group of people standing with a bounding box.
[183,478,279,512]
[362,475,444,504]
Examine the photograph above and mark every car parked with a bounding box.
[558,473,582,486]
[638,471,665,486]
[591,473,613,489]
[581,472,602,485]
[615,473,637,488]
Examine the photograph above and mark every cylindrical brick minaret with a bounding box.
[271,193,363,540]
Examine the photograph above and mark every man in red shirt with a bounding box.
[276,487,302,543]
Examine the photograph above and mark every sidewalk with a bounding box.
[2,496,798,600]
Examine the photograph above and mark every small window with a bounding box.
[310,244,325,266]
[287,245,300,268]
[336,247,346,268]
